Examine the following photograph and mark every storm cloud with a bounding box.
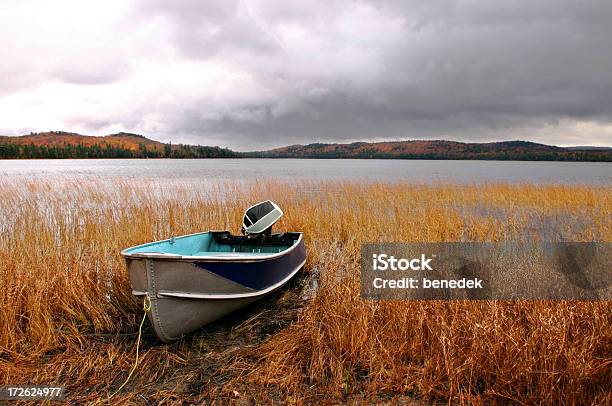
[1,0,612,149]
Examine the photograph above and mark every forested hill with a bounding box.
[1,132,610,161]
[0,131,236,158]
[246,140,612,161]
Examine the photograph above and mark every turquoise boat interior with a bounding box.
[123,231,301,257]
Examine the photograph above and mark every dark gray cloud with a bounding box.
[2,0,612,147]
[128,0,612,147]
[138,0,281,59]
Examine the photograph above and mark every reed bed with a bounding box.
[0,178,610,404]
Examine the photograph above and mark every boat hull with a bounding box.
[123,233,306,342]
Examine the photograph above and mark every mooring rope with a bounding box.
[109,295,151,400]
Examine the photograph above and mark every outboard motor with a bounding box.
[241,200,283,237]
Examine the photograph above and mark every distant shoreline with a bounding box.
[2,156,612,162]
[1,131,610,162]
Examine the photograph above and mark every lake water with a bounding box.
[0,159,610,184]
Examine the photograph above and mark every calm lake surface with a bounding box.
[0,159,610,184]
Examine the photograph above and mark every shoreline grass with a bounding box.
[0,179,610,404]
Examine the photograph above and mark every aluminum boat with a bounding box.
[121,201,307,342]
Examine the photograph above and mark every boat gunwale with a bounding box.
[121,230,304,262]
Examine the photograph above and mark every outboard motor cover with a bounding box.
[242,200,283,235]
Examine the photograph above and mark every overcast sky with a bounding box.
[2,0,612,149]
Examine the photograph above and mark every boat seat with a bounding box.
[190,251,274,257]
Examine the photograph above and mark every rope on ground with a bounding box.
[109,295,151,400]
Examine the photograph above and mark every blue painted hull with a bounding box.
[193,241,307,290]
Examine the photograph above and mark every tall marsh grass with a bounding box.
[0,178,610,404]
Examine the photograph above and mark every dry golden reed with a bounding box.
[0,178,610,404]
